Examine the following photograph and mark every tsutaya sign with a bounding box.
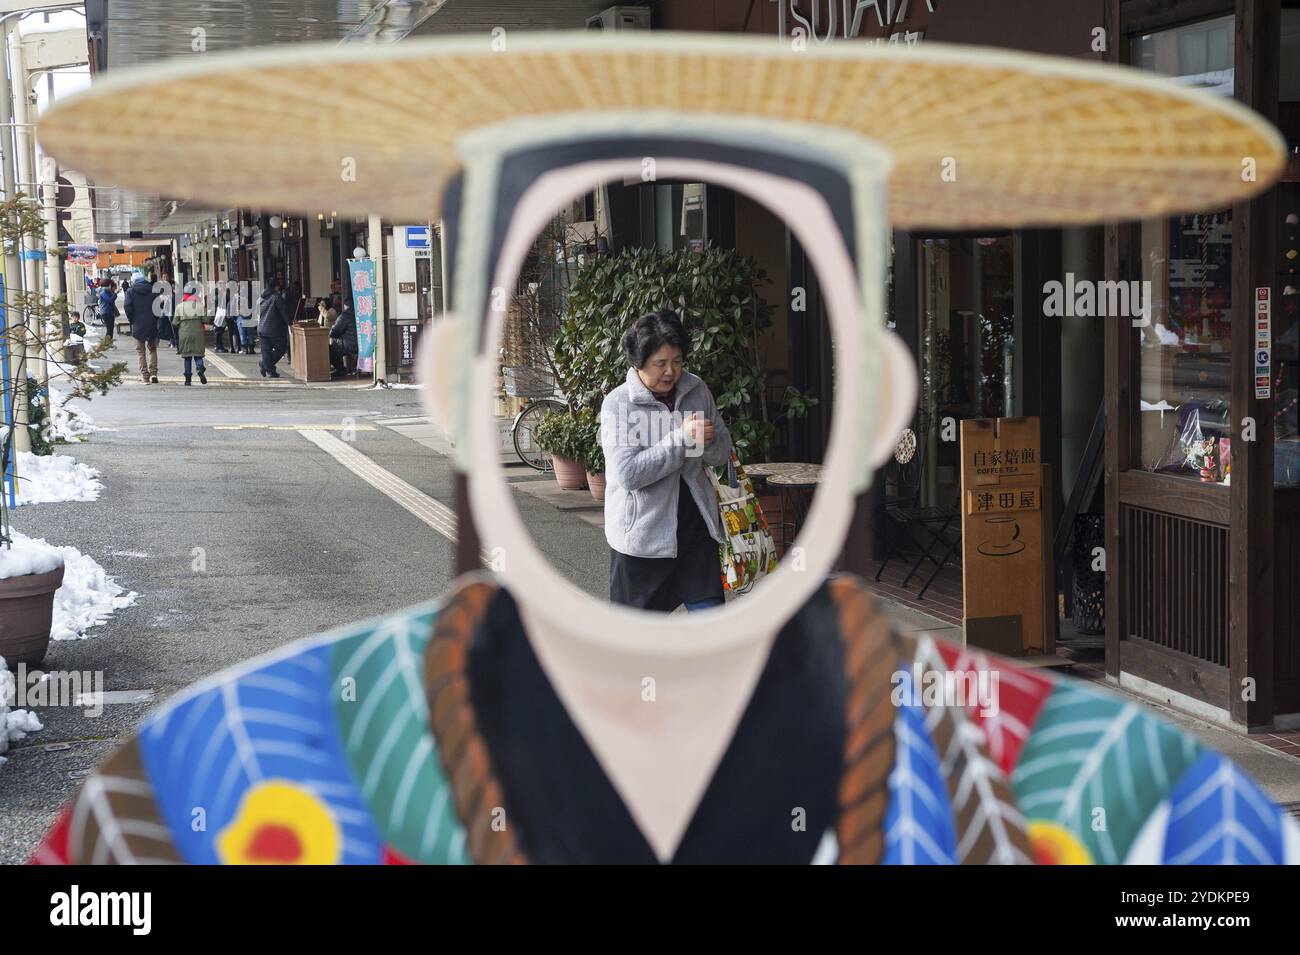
[769,0,937,42]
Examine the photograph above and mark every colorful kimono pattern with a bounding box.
[29,574,1300,865]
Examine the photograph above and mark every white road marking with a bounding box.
[74,689,157,707]
[203,352,245,379]
[297,429,486,559]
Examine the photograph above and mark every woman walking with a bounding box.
[600,309,732,614]
[96,278,118,342]
[173,288,208,385]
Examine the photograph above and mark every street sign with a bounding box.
[404,226,430,250]
[960,416,1053,657]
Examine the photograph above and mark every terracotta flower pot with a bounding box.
[0,564,65,666]
[586,471,606,502]
[551,454,588,490]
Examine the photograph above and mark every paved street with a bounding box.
[4,334,1300,863]
[0,333,610,862]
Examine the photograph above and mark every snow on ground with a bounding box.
[13,451,103,506]
[2,530,136,641]
[0,531,63,579]
[46,386,98,442]
[373,381,424,390]
[0,656,44,764]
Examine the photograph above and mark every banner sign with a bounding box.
[67,244,99,264]
[347,258,378,374]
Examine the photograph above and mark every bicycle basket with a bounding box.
[502,366,556,398]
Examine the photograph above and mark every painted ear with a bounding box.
[867,329,920,469]
[417,314,466,435]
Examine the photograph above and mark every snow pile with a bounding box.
[13,451,102,506]
[2,530,135,641]
[0,656,44,764]
[0,531,63,580]
[46,387,98,442]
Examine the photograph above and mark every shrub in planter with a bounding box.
[551,245,816,463]
[576,409,605,502]
[534,409,587,490]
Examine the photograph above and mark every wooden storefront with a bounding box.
[1104,0,1300,730]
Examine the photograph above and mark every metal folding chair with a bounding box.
[874,432,961,599]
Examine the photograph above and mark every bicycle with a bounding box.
[504,366,565,471]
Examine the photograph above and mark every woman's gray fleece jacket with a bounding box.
[600,367,733,558]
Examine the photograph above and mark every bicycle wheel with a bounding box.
[513,398,565,471]
[81,304,98,327]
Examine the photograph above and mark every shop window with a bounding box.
[1132,14,1234,94]
[1136,212,1233,481]
[1281,10,1300,102]
[1132,16,1235,483]
[917,235,1015,505]
[651,182,708,253]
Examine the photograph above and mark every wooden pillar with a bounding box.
[1230,0,1278,728]
[1102,0,1129,682]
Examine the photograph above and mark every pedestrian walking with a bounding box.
[96,278,118,341]
[329,294,357,378]
[123,270,159,384]
[600,309,733,614]
[257,278,291,378]
[213,302,230,352]
[174,288,208,385]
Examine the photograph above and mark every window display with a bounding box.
[1138,212,1233,482]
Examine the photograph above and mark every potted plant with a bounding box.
[0,535,65,666]
[534,409,588,490]
[578,409,605,502]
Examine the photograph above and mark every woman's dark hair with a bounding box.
[620,309,689,369]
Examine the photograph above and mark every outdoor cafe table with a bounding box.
[744,462,822,548]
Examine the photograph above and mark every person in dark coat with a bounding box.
[329,294,358,377]
[123,271,160,383]
[257,279,291,378]
[96,278,118,341]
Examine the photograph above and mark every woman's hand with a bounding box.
[683,412,715,447]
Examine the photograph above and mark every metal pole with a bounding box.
[10,26,45,387]
[369,212,387,383]
[0,17,27,453]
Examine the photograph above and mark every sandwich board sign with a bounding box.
[959,416,1053,657]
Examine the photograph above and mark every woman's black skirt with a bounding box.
[609,478,723,612]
